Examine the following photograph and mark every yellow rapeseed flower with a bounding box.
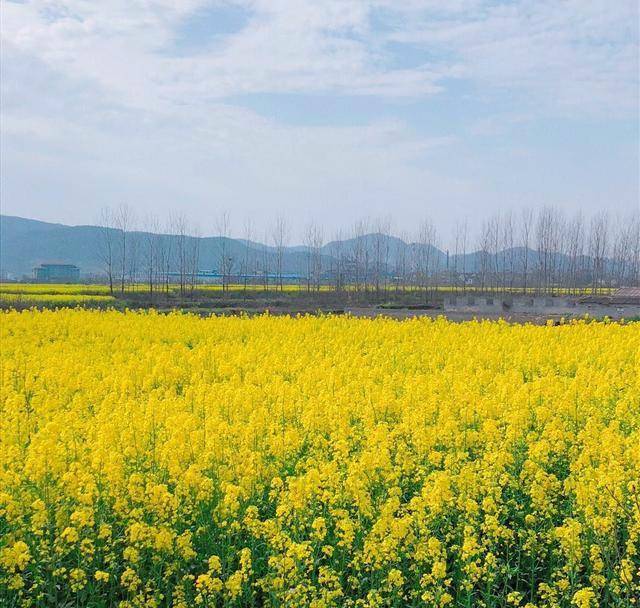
[1,309,638,606]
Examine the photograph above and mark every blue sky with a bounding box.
[1,0,638,241]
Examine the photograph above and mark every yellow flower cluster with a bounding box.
[0,284,116,306]
[0,283,112,295]
[0,293,115,305]
[0,281,613,297]
[1,310,638,607]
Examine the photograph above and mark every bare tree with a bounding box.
[459,219,468,293]
[550,210,565,295]
[97,207,116,295]
[518,209,534,294]
[502,211,516,292]
[350,219,369,292]
[158,217,174,295]
[372,217,391,297]
[128,227,140,291]
[477,220,492,294]
[261,229,271,291]
[173,212,189,296]
[188,225,201,295]
[536,207,557,295]
[330,229,345,292]
[304,222,315,292]
[310,223,324,292]
[90,205,639,302]
[216,211,233,293]
[394,230,409,293]
[451,222,461,292]
[588,211,609,293]
[610,212,640,289]
[630,212,640,287]
[241,218,255,295]
[415,218,438,300]
[272,216,289,292]
[564,212,585,294]
[142,214,160,296]
[114,204,133,295]
[349,223,361,291]
[485,214,500,293]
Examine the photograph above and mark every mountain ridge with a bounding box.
[0,214,594,279]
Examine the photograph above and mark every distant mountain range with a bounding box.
[0,214,594,279]
[1,215,331,278]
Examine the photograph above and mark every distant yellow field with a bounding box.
[0,282,615,298]
[0,283,112,295]
[0,292,114,305]
[1,310,638,606]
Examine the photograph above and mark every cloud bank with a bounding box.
[1,0,638,238]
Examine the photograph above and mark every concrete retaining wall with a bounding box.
[443,295,640,318]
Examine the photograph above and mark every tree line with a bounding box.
[97,206,640,297]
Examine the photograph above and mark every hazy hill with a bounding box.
[0,215,333,278]
[1,214,593,280]
[1,216,104,277]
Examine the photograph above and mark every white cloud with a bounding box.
[1,34,463,235]
[3,1,635,110]
[387,0,638,117]
[1,0,449,104]
[1,0,638,237]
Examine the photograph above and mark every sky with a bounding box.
[1,0,638,242]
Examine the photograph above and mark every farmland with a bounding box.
[1,309,639,607]
[0,284,625,325]
[0,284,116,309]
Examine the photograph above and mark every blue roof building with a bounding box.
[33,263,80,283]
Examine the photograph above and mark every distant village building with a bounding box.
[34,263,80,283]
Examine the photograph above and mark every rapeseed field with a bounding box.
[0,285,115,308]
[1,310,638,607]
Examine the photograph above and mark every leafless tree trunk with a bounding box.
[519,208,534,294]
[173,212,188,297]
[261,230,270,292]
[271,216,288,292]
[310,224,324,292]
[128,228,140,291]
[611,212,640,289]
[217,211,233,293]
[536,207,558,295]
[485,214,500,294]
[159,218,174,295]
[416,219,437,301]
[452,222,461,293]
[459,219,468,293]
[372,217,391,298]
[629,212,640,287]
[331,229,344,293]
[188,225,201,295]
[503,211,516,292]
[350,219,369,292]
[304,222,315,293]
[97,207,116,295]
[588,211,609,293]
[242,218,254,296]
[565,212,585,295]
[550,210,565,295]
[89,206,637,302]
[394,230,409,293]
[143,214,160,297]
[115,204,132,295]
[478,220,492,294]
